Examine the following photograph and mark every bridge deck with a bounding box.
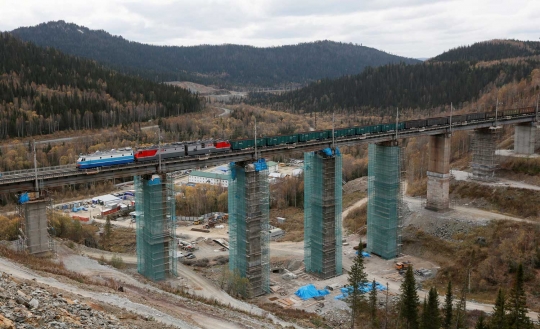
[0,114,534,193]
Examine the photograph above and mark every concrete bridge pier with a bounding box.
[19,198,52,255]
[366,141,403,260]
[471,127,499,181]
[228,159,270,297]
[514,122,536,155]
[303,148,343,279]
[426,134,451,211]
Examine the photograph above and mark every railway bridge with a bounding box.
[3,109,538,294]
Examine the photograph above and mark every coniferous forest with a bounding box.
[432,40,540,62]
[251,59,540,114]
[0,33,202,139]
[10,21,420,88]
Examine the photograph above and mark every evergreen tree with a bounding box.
[421,298,428,329]
[399,266,420,329]
[443,281,453,329]
[368,279,378,328]
[507,264,533,329]
[421,287,441,329]
[346,245,368,329]
[454,290,467,329]
[490,289,508,329]
[475,313,488,329]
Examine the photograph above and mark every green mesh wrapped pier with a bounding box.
[228,159,270,297]
[135,173,177,281]
[304,148,343,279]
[367,143,403,260]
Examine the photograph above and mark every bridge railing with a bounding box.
[0,164,76,178]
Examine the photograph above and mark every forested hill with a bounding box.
[0,33,202,139]
[10,21,420,88]
[250,60,539,113]
[431,40,540,62]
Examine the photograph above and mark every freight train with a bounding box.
[76,107,536,170]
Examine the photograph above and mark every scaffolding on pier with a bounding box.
[16,191,54,255]
[304,148,343,279]
[471,128,500,181]
[367,143,404,260]
[228,159,270,297]
[135,173,177,281]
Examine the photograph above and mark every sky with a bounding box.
[0,0,539,59]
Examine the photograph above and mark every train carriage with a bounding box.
[266,134,298,146]
[77,149,134,169]
[297,130,329,142]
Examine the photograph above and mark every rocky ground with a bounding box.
[0,272,164,329]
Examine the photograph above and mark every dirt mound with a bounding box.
[343,177,368,194]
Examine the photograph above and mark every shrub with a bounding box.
[110,254,126,269]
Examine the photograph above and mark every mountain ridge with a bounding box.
[10,20,420,88]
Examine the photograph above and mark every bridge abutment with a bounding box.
[426,134,451,211]
[18,195,53,255]
[304,148,343,279]
[228,159,270,297]
[514,122,536,155]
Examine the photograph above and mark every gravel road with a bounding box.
[0,256,198,329]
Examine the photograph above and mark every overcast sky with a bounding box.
[0,0,538,58]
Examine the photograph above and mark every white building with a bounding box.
[267,161,278,173]
[188,170,229,187]
[91,194,121,207]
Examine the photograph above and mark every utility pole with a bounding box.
[332,111,335,149]
[450,102,453,135]
[33,139,39,197]
[158,128,162,173]
[254,116,258,160]
[536,94,540,122]
[395,107,399,143]
[495,97,499,127]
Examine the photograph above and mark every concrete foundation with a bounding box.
[22,199,50,254]
[514,123,536,155]
[426,134,451,211]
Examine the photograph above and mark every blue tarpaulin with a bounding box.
[322,148,333,157]
[294,284,330,300]
[355,251,371,257]
[18,193,29,204]
[254,158,268,172]
[341,281,387,294]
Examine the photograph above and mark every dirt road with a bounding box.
[342,197,368,219]
[0,256,197,329]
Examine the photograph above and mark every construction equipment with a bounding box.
[395,261,411,271]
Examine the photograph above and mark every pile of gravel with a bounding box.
[0,272,132,329]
